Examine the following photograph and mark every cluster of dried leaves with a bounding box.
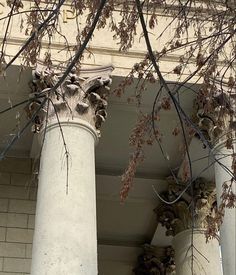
[206,179,236,241]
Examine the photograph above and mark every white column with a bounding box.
[194,83,236,275]
[28,66,113,275]
[214,142,236,275]
[31,119,98,275]
[155,178,223,275]
[173,229,222,275]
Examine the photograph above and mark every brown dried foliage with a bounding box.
[206,179,236,241]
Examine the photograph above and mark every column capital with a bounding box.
[134,244,175,275]
[26,65,114,136]
[194,80,236,146]
[154,178,217,236]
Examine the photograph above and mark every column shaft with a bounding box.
[173,229,222,275]
[31,119,98,275]
[214,144,236,275]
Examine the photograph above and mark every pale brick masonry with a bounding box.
[0,158,36,275]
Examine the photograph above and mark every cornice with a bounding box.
[1,36,234,68]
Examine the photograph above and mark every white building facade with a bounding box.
[0,1,235,274]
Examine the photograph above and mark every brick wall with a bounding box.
[0,158,36,275]
[0,158,139,275]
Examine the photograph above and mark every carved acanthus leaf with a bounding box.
[194,81,236,144]
[134,244,175,275]
[27,65,113,135]
[155,178,217,236]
